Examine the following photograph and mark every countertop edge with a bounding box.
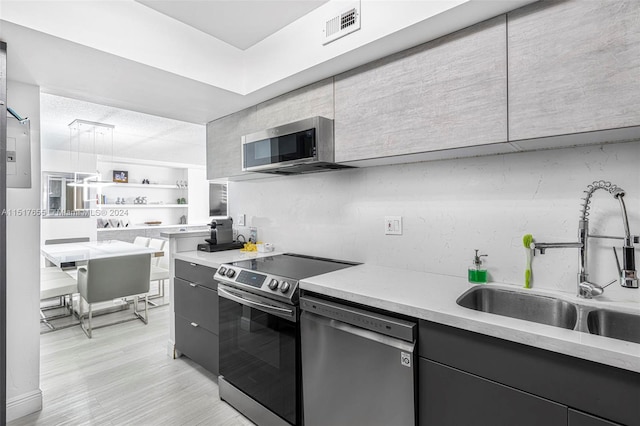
[300,268,640,374]
[171,252,640,373]
[174,250,283,268]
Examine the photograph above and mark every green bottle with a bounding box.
[468,249,488,284]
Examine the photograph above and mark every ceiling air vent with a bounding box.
[322,1,361,45]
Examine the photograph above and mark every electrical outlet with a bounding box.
[384,216,402,235]
[237,214,245,226]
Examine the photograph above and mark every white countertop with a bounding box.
[173,251,640,373]
[300,264,640,373]
[174,249,283,268]
[160,230,209,238]
[98,224,208,232]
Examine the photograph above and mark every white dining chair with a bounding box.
[148,238,165,266]
[133,236,151,247]
[40,267,78,330]
[148,238,169,302]
[77,253,151,338]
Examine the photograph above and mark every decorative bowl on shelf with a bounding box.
[144,221,162,226]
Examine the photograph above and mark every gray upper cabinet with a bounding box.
[334,16,508,164]
[508,0,640,141]
[206,79,334,180]
[256,78,334,129]
[206,106,257,180]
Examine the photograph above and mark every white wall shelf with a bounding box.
[95,159,193,228]
[110,182,187,189]
[97,204,189,209]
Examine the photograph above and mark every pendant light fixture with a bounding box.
[67,119,115,188]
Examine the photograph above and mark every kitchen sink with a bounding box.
[456,286,578,330]
[587,309,640,344]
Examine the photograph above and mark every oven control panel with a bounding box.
[214,265,298,302]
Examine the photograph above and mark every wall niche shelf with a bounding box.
[109,182,187,189]
[97,204,188,209]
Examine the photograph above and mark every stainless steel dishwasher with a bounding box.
[300,295,417,426]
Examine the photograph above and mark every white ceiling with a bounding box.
[41,94,207,166]
[135,0,329,50]
[1,0,537,166]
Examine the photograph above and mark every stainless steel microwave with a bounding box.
[241,116,352,175]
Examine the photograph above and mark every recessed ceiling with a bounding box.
[40,94,206,166]
[136,0,329,50]
[1,0,537,126]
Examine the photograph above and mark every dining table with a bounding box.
[41,240,163,269]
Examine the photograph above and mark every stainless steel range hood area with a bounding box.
[241,116,354,175]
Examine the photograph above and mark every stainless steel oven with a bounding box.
[218,284,299,426]
[214,253,358,426]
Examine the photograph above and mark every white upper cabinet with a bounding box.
[508,0,640,141]
[334,16,508,164]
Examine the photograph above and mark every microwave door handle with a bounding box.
[218,286,295,320]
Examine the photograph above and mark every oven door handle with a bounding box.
[218,286,296,321]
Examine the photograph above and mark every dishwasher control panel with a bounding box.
[300,295,416,342]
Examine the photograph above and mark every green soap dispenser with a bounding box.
[468,249,488,284]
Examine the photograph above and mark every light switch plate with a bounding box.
[384,216,402,235]
[237,214,246,226]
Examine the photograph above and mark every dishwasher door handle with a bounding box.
[302,310,415,353]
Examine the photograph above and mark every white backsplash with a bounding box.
[230,141,640,303]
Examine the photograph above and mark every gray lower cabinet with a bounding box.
[418,320,639,426]
[174,259,219,375]
[419,358,566,426]
[568,409,622,426]
[334,15,508,163]
[508,0,640,141]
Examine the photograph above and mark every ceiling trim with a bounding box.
[1,0,536,96]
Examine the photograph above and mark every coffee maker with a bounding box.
[197,218,244,252]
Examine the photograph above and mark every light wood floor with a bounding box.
[11,304,254,426]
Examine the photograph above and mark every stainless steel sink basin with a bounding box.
[587,309,640,344]
[457,286,578,330]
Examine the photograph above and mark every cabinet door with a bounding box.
[419,358,566,426]
[568,410,621,426]
[206,106,257,180]
[174,259,217,291]
[419,320,640,426]
[175,316,219,375]
[508,0,640,141]
[174,277,219,333]
[334,16,507,163]
[256,78,334,129]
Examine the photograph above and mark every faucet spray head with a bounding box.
[611,188,625,198]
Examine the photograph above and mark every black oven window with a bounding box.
[237,306,281,369]
[219,297,298,424]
